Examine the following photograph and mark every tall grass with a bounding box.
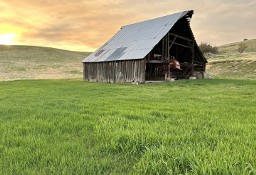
[0,79,256,174]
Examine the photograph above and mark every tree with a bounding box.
[199,42,218,54]
[238,43,247,54]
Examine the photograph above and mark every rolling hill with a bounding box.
[0,39,256,81]
[218,39,256,53]
[206,39,256,79]
[0,45,91,81]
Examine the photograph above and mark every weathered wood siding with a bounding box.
[83,59,146,83]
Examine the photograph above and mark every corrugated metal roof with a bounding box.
[82,10,191,63]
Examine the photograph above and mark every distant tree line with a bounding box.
[199,42,218,54]
[199,41,248,55]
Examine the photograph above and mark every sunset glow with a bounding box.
[0,0,255,51]
[0,33,17,45]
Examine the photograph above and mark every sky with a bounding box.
[0,0,255,52]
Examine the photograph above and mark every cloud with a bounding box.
[0,0,255,51]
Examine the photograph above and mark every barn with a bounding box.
[82,10,207,83]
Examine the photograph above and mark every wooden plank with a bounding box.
[169,33,193,42]
[191,40,195,76]
[84,59,147,83]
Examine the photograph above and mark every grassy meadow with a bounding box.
[1,39,256,81]
[0,45,90,81]
[1,79,256,174]
[206,39,256,79]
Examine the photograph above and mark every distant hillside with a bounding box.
[1,41,255,81]
[0,45,91,81]
[206,39,256,79]
[218,39,256,54]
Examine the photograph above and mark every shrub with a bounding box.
[199,42,218,54]
[238,43,247,53]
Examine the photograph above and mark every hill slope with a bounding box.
[218,39,256,53]
[206,39,256,79]
[0,45,91,81]
[1,41,255,81]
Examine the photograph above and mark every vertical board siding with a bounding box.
[83,59,146,83]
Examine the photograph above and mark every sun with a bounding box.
[0,33,17,45]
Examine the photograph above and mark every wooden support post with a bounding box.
[169,36,177,50]
[162,36,165,59]
[167,32,171,81]
[167,33,169,58]
[191,40,195,77]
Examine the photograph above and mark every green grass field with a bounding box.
[1,79,256,174]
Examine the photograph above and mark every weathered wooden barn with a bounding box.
[82,10,207,83]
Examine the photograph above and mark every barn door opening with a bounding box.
[145,63,166,81]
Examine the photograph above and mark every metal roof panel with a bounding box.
[83,10,191,62]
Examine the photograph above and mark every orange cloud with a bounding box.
[0,0,255,51]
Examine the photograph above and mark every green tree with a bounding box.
[238,42,247,53]
[199,42,218,54]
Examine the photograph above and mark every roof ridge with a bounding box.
[121,10,193,29]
